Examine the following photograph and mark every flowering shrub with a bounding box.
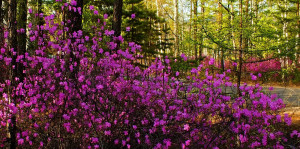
[0,1,299,149]
[244,57,281,73]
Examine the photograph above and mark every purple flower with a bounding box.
[183,124,189,131]
[104,14,108,19]
[91,137,98,143]
[89,5,95,10]
[233,62,237,67]
[104,130,111,135]
[181,53,187,61]
[209,58,215,65]
[133,125,137,130]
[131,13,136,19]
[63,114,70,120]
[1,48,5,54]
[78,75,85,82]
[269,86,274,91]
[70,0,77,6]
[258,73,262,77]
[126,27,130,32]
[251,74,257,81]
[18,139,24,145]
[185,140,191,146]
[96,84,103,90]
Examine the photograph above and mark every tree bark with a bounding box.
[296,0,299,67]
[68,0,83,34]
[200,0,205,57]
[8,0,17,148]
[174,0,179,57]
[194,0,198,60]
[0,0,3,47]
[67,0,83,83]
[156,0,162,56]
[218,0,224,72]
[113,0,123,37]
[238,0,243,95]
[17,0,27,65]
[189,0,193,56]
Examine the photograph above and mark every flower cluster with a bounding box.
[0,1,298,149]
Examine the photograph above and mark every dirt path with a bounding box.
[265,86,300,107]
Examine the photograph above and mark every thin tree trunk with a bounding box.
[0,0,3,47]
[156,0,162,56]
[237,0,243,95]
[17,0,27,60]
[194,0,198,60]
[8,0,17,148]
[69,0,83,34]
[231,0,236,56]
[244,0,249,55]
[243,0,249,74]
[296,0,299,67]
[282,0,288,83]
[38,0,44,26]
[190,0,193,56]
[174,0,179,57]
[113,0,123,37]
[69,0,83,81]
[219,0,224,72]
[200,0,205,57]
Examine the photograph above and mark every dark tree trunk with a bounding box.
[17,0,27,72]
[218,0,224,72]
[237,0,243,95]
[0,0,4,47]
[68,0,83,34]
[67,0,83,83]
[199,0,205,58]
[8,0,17,148]
[38,0,44,26]
[113,0,123,37]
[194,0,198,60]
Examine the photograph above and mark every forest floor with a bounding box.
[269,86,300,125]
[266,86,300,107]
[280,107,300,125]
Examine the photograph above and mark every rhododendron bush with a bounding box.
[0,2,299,149]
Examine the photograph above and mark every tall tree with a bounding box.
[17,0,27,59]
[218,0,224,72]
[194,0,198,60]
[8,0,17,148]
[174,0,179,57]
[237,0,243,94]
[68,0,83,34]
[0,0,3,47]
[199,0,205,57]
[67,0,83,84]
[156,0,162,55]
[113,0,123,37]
[297,0,299,66]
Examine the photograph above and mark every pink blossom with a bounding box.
[89,5,95,10]
[70,0,77,6]
[131,13,136,19]
[18,139,24,145]
[126,27,130,32]
[183,124,189,131]
[104,14,108,19]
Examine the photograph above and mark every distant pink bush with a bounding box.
[244,57,281,72]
